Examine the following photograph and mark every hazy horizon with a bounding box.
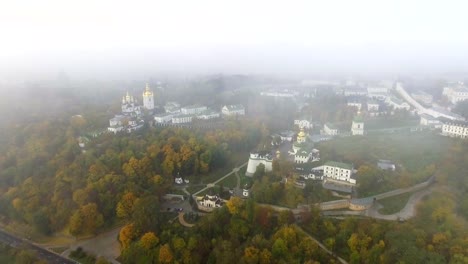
[1,0,468,80]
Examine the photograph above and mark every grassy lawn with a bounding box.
[378,192,413,215]
[305,182,344,203]
[186,185,205,194]
[217,173,238,188]
[0,243,15,263]
[365,118,419,130]
[240,174,253,189]
[317,131,450,173]
[183,212,201,225]
[196,187,218,197]
[168,188,186,195]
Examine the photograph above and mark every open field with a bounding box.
[217,173,237,188]
[378,192,414,215]
[318,131,450,173]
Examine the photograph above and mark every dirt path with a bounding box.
[61,227,121,264]
[178,213,195,227]
[194,162,247,196]
[297,227,348,264]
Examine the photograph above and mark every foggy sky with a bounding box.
[1,0,468,80]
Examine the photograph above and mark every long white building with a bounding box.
[441,121,468,138]
[443,82,468,104]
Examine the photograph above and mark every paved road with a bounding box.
[0,229,76,264]
[193,162,248,196]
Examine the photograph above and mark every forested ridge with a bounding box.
[0,114,261,236]
[0,83,467,263]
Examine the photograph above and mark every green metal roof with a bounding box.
[324,161,353,170]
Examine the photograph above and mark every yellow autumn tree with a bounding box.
[158,243,174,264]
[116,192,137,219]
[226,196,244,216]
[119,224,136,249]
[140,232,159,251]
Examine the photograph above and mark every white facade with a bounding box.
[343,87,367,97]
[121,92,142,115]
[443,83,468,104]
[441,121,468,138]
[419,114,442,128]
[246,152,273,176]
[181,105,207,115]
[367,100,380,111]
[260,90,296,98]
[351,120,364,135]
[386,97,410,110]
[198,194,223,208]
[222,105,245,116]
[294,150,311,164]
[172,114,193,124]
[323,162,356,184]
[347,101,362,111]
[196,110,220,120]
[324,123,338,136]
[164,102,181,114]
[154,113,173,123]
[294,119,313,129]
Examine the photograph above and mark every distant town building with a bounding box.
[196,110,220,120]
[323,123,339,136]
[279,131,295,142]
[343,86,367,97]
[367,86,389,100]
[164,102,181,114]
[222,104,245,116]
[367,99,380,112]
[347,99,362,111]
[377,160,396,171]
[246,151,273,176]
[294,119,313,129]
[411,91,433,105]
[419,114,442,128]
[441,120,468,138]
[351,116,364,136]
[260,90,297,98]
[154,113,173,123]
[172,114,193,124]
[386,97,410,110]
[442,82,468,104]
[181,105,208,115]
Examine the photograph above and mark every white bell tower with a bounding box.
[142,83,154,110]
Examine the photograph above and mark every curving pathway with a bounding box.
[297,226,348,264]
[366,186,433,220]
[178,213,195,228]
[193,162,247,196]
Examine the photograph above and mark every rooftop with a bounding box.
[324,161,353,170]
